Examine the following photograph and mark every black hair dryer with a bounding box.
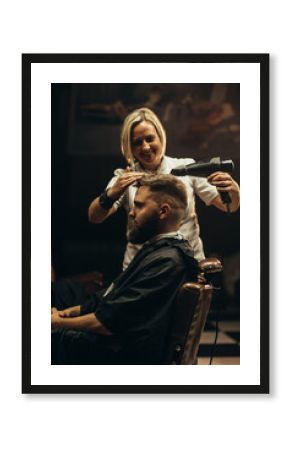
[171,157,235,214]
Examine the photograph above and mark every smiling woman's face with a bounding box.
[131,121,163,171]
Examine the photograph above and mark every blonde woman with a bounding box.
[88,108,240,269]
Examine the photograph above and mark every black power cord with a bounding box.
[209,287,221,365]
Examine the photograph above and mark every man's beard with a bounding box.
[127,212,160,244]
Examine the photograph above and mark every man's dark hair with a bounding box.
[138,174,188,220]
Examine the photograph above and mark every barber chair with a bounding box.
[165,257,222,365]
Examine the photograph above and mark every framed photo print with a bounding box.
[22,53,269,394]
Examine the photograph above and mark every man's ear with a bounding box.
[159,203,171,220]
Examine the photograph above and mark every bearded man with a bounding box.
[51,175,198,364]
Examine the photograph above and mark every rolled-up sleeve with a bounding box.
[192,176,219,205]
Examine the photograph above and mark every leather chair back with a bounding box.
[165,257,222,365]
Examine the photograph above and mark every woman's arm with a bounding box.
[88,169,144,224]
[88,196,116,224]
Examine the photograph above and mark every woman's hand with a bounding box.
[208,171,240,212]
[89,168,144,224]
[107,167,144,200]
[207,171,239,195]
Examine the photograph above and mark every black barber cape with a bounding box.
[81,237,199,364]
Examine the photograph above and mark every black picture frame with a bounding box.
[22,53,269,394]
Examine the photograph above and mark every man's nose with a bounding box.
[129,207,135,218]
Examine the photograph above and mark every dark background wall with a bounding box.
[52,83,240,312]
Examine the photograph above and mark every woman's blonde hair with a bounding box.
[120,107,167,169]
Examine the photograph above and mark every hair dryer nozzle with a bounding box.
[171,157,235,177]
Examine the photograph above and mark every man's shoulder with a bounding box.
[149,243,184,262]
[144,238,197,268]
